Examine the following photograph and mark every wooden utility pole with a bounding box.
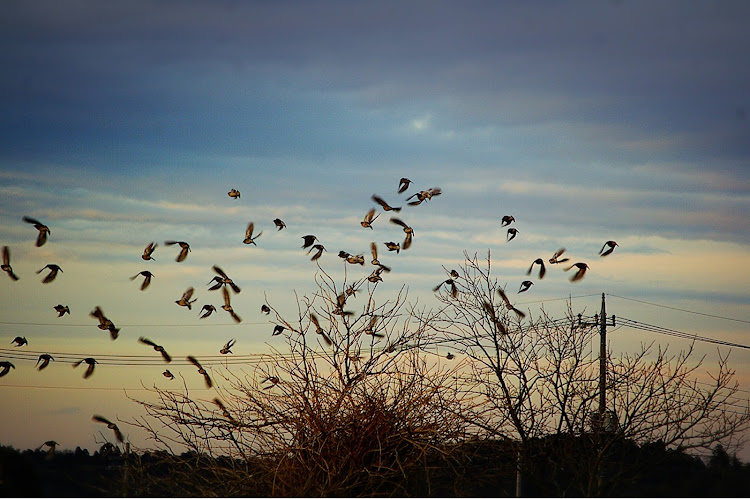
[598,293,607,424]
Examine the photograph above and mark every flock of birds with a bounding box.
[1,179,618,446]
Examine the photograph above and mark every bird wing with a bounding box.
[139,337,157,347]
[187,355,202,369]
[212,265,228,279]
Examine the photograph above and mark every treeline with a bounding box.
[2,439,749,497]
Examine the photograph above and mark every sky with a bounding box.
[1,0,750,458]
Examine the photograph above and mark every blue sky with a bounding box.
[1,0,750,456]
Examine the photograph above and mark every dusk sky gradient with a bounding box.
[1,0,750,457]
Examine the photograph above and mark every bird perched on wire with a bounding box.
[301,235,318,249]
[221,286,242,323]
[0,361,15,377]
[22,216,50,247]
[273,218,286,231]
[243,222,262,245]
[406,187,441,206]
[36,264,62,283]
[11,336,28,347]
[199,304,216,319]
[176,287,197,310]
[1,246,19,281]
[187,355,213,388]
[360,208,379,229]
[162,370,174,380]
[261,304,271,315]
[54,304,70,317]
[36,354,54,371]
[433,279,458,299]
[308,244,326,261]
[130,270,154,291]
[74,358,98,379]
[220,339,236,355]
[506,228,519,242]
[397,178,412,194]
[599,240,618,257]
[371,194,402,212]
[164,240,191,262]
[526,258,546,279]
[138,337,172,363]
[501,215,515,227]
[566,262,590,282]
[90,306,120,340]
[309,313,333,346]
[208,265,241,294]
[549,248,570,265]
[390,217,414,250]
[92,415,124,443]
[142,242,157,261]
[384,241,400,254]
[518,280,534,293]
[227,188,241,199]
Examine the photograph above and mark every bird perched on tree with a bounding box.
[308,244,326,261]
[90,306,120,340]
[176,287,197,310]
[1,246,19,281]
[220,339,236,355]
[187,355,213,388]
[301,235,318,249]
[221,286,242,323]
[243,222,262,245]
[384,241,400,254]
[397,178,412,194]
[506,228,519,242]
[54,304,70,317]
[360,208,379,229]
[433,279,458,299]
[11,336,28,347]
[371,194,402,212]
[36,264,62,283]
[199,304,216,319]
[0,361,15,377]
[446,352,455,360]
[36,354,54,371]
[272,324,285,336]
[142,242,157,261]
[138,337,172,363]
[164,240,191,262]
[92,415,124,443]
[227,188,241,199]
[390,217,414,250]
[518,280,534,293]
[599,240,618,257]
[309,313,333,346]
[23,216,50,247]
[549,248,570,265]
[208,265,241,294]
[130,270,154,291]
[526,258,546,279]
[163,370,174,380]
[566,262,590,282]
[501,215,515,227]
[261,304,271,315]
[273,218,286,231]
[74,358,98,379]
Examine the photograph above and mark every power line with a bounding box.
[608,294,750,325]
[617,316,750,350]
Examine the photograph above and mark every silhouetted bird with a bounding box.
[406,187,441,206]
[497,287,526,319]
[549,248,570,265]
[138,337,172,363]
[483,300,507,335]
[1,246,19,281]
[433,279,458,299]
[301,235,318,249]
[176,287,197,310]
[11,336,28,347]
[363,315,385,338]
[243,222,262,245]
[309,313,332,346]
[398,178,412,194]
[74,358,98,379]
[213,397,235,421]
[142,242,157,261]
[36,354,54,371]
[272,324,285,336]
[221,286,242,323]
[163,370,174,380]
[38,440,58,458]
[187,355,213,388]
[92,415,124,443]
[308,244,326,261]
[23,216,50,247]
[527,258,546,279]
[208,265,241,293]
[599,240,618,257]
[446,353,455,360]
[262,376,280,389]
[390,217,414,250]
[0,361,15,377]
[506,228,518,242]
[566,263,590,282]
[518,280,533,293]
[273,218,287,231]
[370,242,391,272]
[228,188,241,199]
[360,208,379,229]
[501,215,515,227]
[54,304,70,317]
[220,338,236,355]
[164,240,191,262]
[36,264,62,283]
[90,306,120,340]
[199,304,216,319]
[371,194,402,212]
[130,271,154,291]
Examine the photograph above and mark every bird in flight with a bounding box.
[243,222,262,245]
[273,218,287,231]
[370,242,391,273]
[363,315,385,338]
[164,240,191,262]
[262,376,280,389]
[36,354,54,371]
[142,242,157,261]
[261,304,271,315]
[36,264,62,283]
[406,187,441,206]
[446,353,455,360]
[384,241,400,254]
[221,286,242,323]
[345,254,365,266]
[74,358,98,379]
[301,235,318,249]
[308,244,326,261]
[1,246,19,281]
[199,304,216,319]
[163,370,175,380]
[433,279,458,299]
[309,313,333,346]
[138,337,172,363]
[390,217,414,250]
[397,178,412,194]
[526,258,546,279]
[90,306,120,340]
[23,216,50,247]
[54,304,70,317]
[497,287,526,319]
[549,248,570,265]
[371,194,402,212]
[501,215,515,227]
[187,355,213,388]
[566,262,590,282]
[506,228,519,242]
[130,270,154,291]
[11,336,28,347]
[0,361,15,377]
[272,324,285,336]
[227,188,241,199]
[518,280,533,293]
[92,415,124,443]
[220,339,236,355]
[208,265,241,294]
[176,287,197,310]
[599,240,618,257]
[212,397,235,422]
[360,208,379,229]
